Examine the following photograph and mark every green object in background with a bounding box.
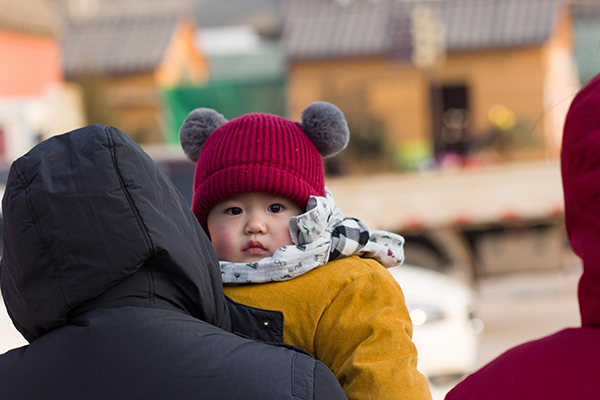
[161,76,286,145]
[395,139,434,171]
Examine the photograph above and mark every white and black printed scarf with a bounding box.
[220,188,405,284]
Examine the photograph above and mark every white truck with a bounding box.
[326,160,569,284]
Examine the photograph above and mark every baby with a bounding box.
[180,102,432,400]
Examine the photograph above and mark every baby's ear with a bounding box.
[300,102,350,158]
[179,108,228,163]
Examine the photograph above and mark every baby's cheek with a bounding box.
[211,230,236,260]
[279,227,295,247]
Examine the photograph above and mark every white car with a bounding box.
[388,265,483,399]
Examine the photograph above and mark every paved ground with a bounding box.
[475,264,582,368]
[428,263,582,399]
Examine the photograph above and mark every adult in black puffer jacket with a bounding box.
[0,124,347,400]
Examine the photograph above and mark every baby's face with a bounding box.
[207,193,303,263]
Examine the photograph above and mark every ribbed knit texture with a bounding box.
[192,113,326,231]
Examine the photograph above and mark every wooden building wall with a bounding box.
[287,9,576,167]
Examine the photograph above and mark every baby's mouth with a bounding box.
[243,240,267,253]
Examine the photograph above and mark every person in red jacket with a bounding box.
[445,74,600,399]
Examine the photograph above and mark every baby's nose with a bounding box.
[245,216,267,234]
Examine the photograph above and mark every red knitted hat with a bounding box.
[179,102,350,232]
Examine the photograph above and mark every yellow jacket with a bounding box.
[224,256,432,400]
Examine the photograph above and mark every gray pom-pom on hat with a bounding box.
[179,108,228,163]
[301,101,350,158]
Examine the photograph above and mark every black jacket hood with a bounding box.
[1,125,229,342]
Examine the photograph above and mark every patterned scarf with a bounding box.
[220,188,405,284]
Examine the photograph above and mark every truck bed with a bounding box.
[325,160,564,232]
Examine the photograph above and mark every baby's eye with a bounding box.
[268,204,284,213]
[226,207,243,215]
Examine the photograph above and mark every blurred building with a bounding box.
[24,0,597,160]
[283,0,579,172]
[160,24,287,145]
[0,0,83,165]
[159,0,288,144]
[60,0,209,144]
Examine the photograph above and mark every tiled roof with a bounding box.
[283,0,563,60]
[442,0,560,51]
[284,1,405,60]
[61,14,181,77]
